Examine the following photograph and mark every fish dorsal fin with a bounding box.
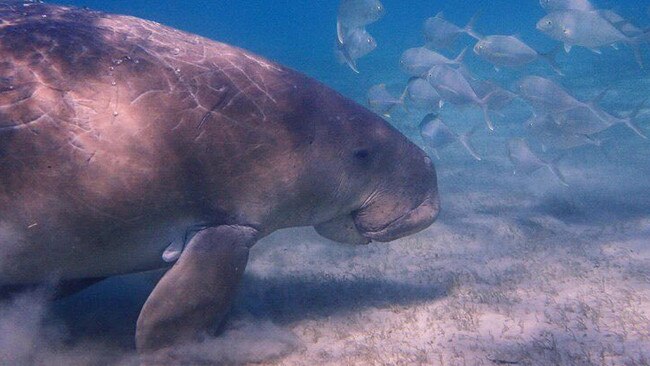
[454,47,468,64]
[435,11,444,19]
[597,10,628,29]
[589,88,609,107]
[336,19,345,45]
[465,12,482,40]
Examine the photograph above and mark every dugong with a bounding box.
[0,1,439,361]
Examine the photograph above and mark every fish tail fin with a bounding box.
[454,47,468,64]
[459,127,482,161]
[540,45,564,76]
[546,156,569,187]
[628,34,646,69]
[631,42,644,69]
[337,35,360,74]
[397,84,411,113]
[623,98,648,139]
[464,12,482,41]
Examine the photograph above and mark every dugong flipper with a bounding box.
[136,226,258,357]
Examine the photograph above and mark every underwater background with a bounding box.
[2,0,649,365]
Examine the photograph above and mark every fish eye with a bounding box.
[546,20,552,25]
[367,38,372,44]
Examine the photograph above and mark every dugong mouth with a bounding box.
[358,193,440,243]
[315,191,440,245]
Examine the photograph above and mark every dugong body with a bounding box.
[0,1,439,360]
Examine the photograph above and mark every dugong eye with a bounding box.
[354,148,370,160]
[353,148,374,166]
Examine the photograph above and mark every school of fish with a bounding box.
[337,0,648,186]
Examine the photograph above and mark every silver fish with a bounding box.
[515,75,581,114]
[554,100,647,138]
[336,27,377,73]
[536,10,645,66]
[423,12,481,49]
[367,84,403,117]
[405,77,443,112]
[517,78,647,138]
[399,47,467,77]
[473,35,562,74]
[426,65,498,130]
[419,113,481,160]
[598,10,643,37]
[525,113,603,151]
[470,79,517,112]
[539,0,594,12]
[507,138,568,186]
[337,0,385,42]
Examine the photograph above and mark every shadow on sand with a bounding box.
[47,268,448,348]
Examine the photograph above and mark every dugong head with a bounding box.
[309,87,440,244]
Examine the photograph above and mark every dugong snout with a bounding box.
[360,189,440,242]
[314,154,440,245]
[352,152,440,243]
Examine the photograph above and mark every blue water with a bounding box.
[4,0,650,364]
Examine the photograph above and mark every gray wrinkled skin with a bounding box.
[0,2,440,355]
